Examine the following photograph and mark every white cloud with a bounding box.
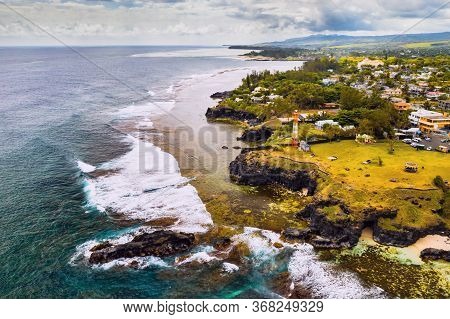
[0,0,449,45]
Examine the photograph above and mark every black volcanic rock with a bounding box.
[205,107,260,123]
[420,248,450,262]
[238,126,273,143]
[282,228,311,240]
[229,153,317,194]
[297,199,397,248]
[372,222,449,247]
[89,230,195,264]
[210,91,232,99]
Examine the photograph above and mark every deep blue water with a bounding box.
[0,46,266,298]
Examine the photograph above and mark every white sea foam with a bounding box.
[147,90,156,96]
[222,262,239,273]
[231,227,279,266]
[137,117,154,129]
[115,100,175,118]
[93,256,168,271]
[77,160,96,173]
[166,85,174,94]
[131,48,251,58]
[82,136,212,233]
[176,251,218,265]
[288,244,386,299]
[232,228,385,298]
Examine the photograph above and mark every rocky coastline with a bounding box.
[205,106,260,123]
[229,151,318,195]
[228,149,450,250]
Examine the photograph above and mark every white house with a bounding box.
[315,120,340,130]
[408,109,443,126]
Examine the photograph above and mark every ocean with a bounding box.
[0,46,384,298]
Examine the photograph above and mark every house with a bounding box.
[394,102,412,111]
[382,87,402,97]
[357,58,384,69]
[355,134,375,144]
[253,86,267,93]
[267,94,281,100]
[251,96,263,103]
[408,84,423,95]
[418,113,450,133]
[299,140,311,152]
[321,102,340,109]
[390,97,406,103]
[408,109,443,126]
[438,100,450,110]
[322,78,338,86]
[315,120,340,130]
[426,91,446,100]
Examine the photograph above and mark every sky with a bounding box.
[0,0,449,46]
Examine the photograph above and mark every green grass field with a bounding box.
[247,140,450,229]
[403,41,450,48]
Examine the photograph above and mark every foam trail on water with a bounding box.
[82,135,212,233]
[115,101,175,118]
[233,228,385,299]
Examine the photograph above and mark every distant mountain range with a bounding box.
[258,32,450,49]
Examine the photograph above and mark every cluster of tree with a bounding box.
[243,48,312,59]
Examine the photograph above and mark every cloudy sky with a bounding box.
[0,0,449,45]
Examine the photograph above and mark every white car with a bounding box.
[424,137,431,141]
[426,146,432,151]
[412,137,422,143]
[402,138,412,144]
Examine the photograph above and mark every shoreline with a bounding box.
[76,58,449,298]
[156,63,450,257]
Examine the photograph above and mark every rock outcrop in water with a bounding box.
[229,152,317,194]
[205,107,260,123]
[420,248,450,262]
[210,91,232,99]
[238,126,273,143]
[89,230,195,264]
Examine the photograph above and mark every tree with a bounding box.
[299,125,311,142]
[357,118,374,136]
[323,124,341,142]
[339,87,366,110]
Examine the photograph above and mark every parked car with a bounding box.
[426,146,432,151]
[402,138,412,144]
[412,137,422,143]
[411,143,425,150]
[441,138,449,143]
[424,137,431,141]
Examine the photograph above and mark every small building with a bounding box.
[438,100,450,110]
[251,96,263,103]
[357,58,384,69]
[382,87,403,97]
[426,91,446,100]
[299,140,311,152]
[315,120,340,130]
[321,102,340,109]
[394,102,412,111]
[355,134,375,144]
[418,113,450,133]
[408,109,443,126]
[404,162,418,173]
